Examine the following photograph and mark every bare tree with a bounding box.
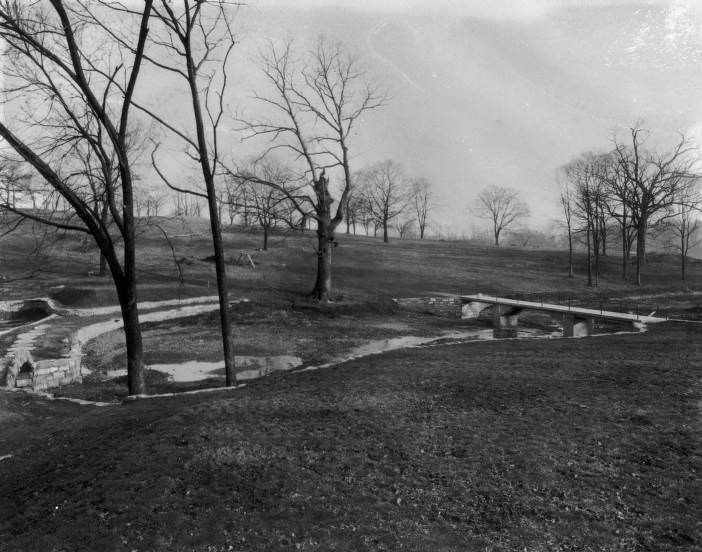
[568,154,609,286]
[236,38,383,300]
[599,151,637,280]
[83,0,241,384]
[232,158,294,250]
[357,160,409,243]
[410,177,431,239]
[612,125,699,285]
[150,1,240,384]
[136,184,166,219]
[474,185,530,247]
[343,185,363,235]
[664,186,701,281]
[394,217,415,239]
[0,158,33,209]
[0,1,153,394]
[357,201,374,236]
[556,170,575,278]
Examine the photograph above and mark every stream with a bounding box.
[130,326,560,383]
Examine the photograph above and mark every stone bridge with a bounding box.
[460,294,666,337]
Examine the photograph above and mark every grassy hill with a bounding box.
[2,218,700,306]
[1,220,701,550]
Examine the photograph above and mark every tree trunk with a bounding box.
[635,220,647,286]
[383,219,389,243]
[117,281,146,395]
[184,52,236,387]
[621,222,628,281]
[311,228,333,301]
[105,226,145,396]
[99,253,108,277]
[567,227,574,278]
[586,222,592,287]
[592,221,599,287]
[98,202,109,277]
[681,231,687,281]
[263,226,269,251]
[682,253,686,281]
[208,207,236,386]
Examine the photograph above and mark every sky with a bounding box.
[254,0,669,19]
[4,0,702,237]
[219,0,702,236]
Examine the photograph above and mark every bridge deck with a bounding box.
[460,294,666,324]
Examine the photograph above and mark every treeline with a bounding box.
[558,125,700,285]
[222,158,433,246]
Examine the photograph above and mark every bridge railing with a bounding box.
[464,291,695,320]
[455,287,700,321]
[512,293,669,318]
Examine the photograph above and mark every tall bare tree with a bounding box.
[148,0,239,385]
[612,126,699,285]
[411,176,431,239]
[0,0,153,394]
[569,154,609,286]
[357,160,408,243]
[664,186,701,281]
[343,185,363,235]
[474,185,530,247]
[556,170,575,278]
[231,158,294,250]
[599,151,637,280]
[83,0,241,384]
[236,38,383,300]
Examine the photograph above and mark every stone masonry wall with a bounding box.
[31,357,82,391]
[5,348,32,388]
[4,338,83,392]
[394,296,463,318]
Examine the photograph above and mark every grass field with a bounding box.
[2,217,701,304]
[1,220,701,550]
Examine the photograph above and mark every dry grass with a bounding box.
[0,323,700,551]
[0,220,701,550]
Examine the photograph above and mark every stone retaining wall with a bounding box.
[394,296,463,318]
[3,338,83,392]
[5,348,33,388]
[31,357,82,391]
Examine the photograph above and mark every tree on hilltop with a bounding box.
[235,38,384,301]
[357,160,409,243]
[474,185,530,247]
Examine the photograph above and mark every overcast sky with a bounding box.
[5,0,700,238]
[254,0,671,19]
[225,0,702,236]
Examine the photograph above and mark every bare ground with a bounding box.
[1,321,700,551]
[1,223,701,550]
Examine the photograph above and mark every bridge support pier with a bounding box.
[493,305,521,337]
[461,301,491,319]
[562,313,594,337]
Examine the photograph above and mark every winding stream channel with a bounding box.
[1,295,633,406]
